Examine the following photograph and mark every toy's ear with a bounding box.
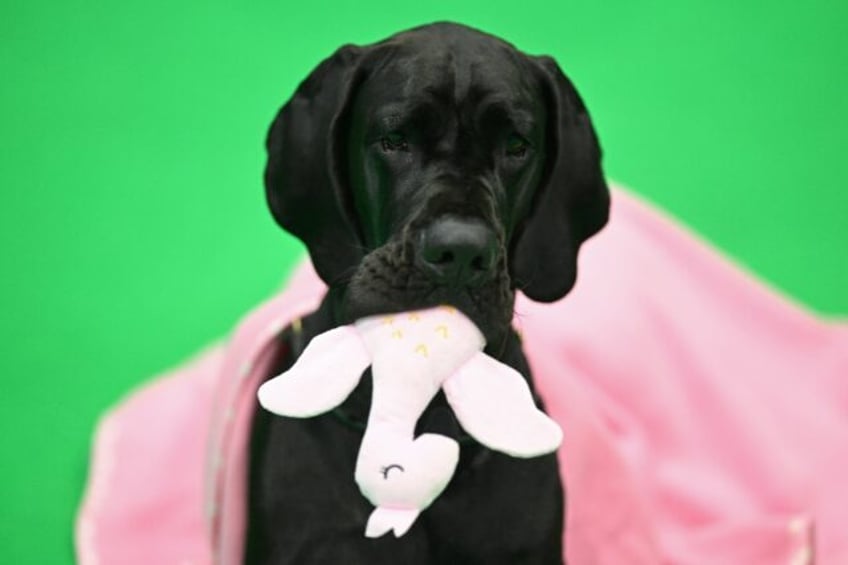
[264,45,368,286]
[257,326,370,417]
[443,353,562,457]
[510,56,610,302]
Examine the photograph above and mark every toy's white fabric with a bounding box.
[257,305,562,537]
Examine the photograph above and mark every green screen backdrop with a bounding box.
[1,1,846,563]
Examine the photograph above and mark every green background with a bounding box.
[1,1,845,562]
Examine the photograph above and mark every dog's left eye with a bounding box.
[505,134,529,157]
[381,132,409,152]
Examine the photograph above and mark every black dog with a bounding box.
[246,22,609,564]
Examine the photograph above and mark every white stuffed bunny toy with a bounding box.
[258,305,562,538]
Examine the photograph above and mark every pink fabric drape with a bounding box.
[76,187,847,564]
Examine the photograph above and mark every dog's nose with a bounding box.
[418,217,498,286]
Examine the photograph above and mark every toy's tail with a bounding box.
[364,507,421,538]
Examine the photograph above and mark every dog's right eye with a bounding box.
[505,133,529,158]
[381,132,409,152]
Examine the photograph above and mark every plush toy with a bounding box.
[258,305,563,538]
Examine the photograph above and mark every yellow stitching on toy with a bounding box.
[414,343,429,357]
[435,325,448,339]
[441,305,457,315]
[381,316,395,325]
[391,329,403,339]
[408,313,421,322]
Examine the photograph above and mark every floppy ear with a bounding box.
[265,45,366,286]
[510,56,610,302]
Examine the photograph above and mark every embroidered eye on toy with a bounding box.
[257,305,562,538]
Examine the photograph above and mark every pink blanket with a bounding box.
[75,186,848,564]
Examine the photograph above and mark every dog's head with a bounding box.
[265,23,608,344]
